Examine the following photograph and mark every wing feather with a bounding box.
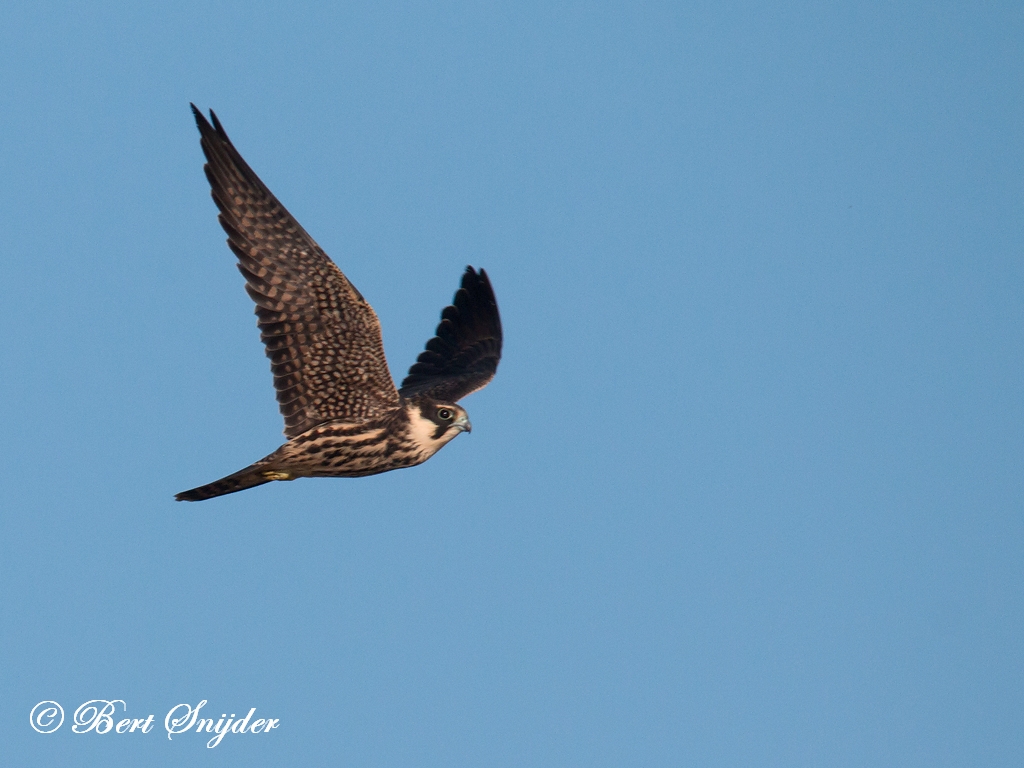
[399,267,502,403]
[191,106,400,437]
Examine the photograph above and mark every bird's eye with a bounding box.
[438,408,453,420]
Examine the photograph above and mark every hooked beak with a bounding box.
[454,414,472,434]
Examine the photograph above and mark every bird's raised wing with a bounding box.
[399,267,502,403]
[192,106,400,437]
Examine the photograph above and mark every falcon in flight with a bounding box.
[176,106,502,501]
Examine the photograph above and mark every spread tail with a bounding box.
[175,463,276,502]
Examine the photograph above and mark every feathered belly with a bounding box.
[271,420,435,478]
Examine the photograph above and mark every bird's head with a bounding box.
[405,398,472,452]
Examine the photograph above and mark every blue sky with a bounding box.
[1,1,1022,765]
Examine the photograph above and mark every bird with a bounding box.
[176,106,502,501]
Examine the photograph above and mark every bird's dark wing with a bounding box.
[398,267,502,402]
[192,106,400,437]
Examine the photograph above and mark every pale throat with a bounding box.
[404,404,460,455]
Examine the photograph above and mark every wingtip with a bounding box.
[462,265,493,293]
[209,109,228,139]
[191,103,213,133]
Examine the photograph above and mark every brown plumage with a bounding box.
[176,106,502,501]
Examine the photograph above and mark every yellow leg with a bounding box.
[262,470,293,481]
